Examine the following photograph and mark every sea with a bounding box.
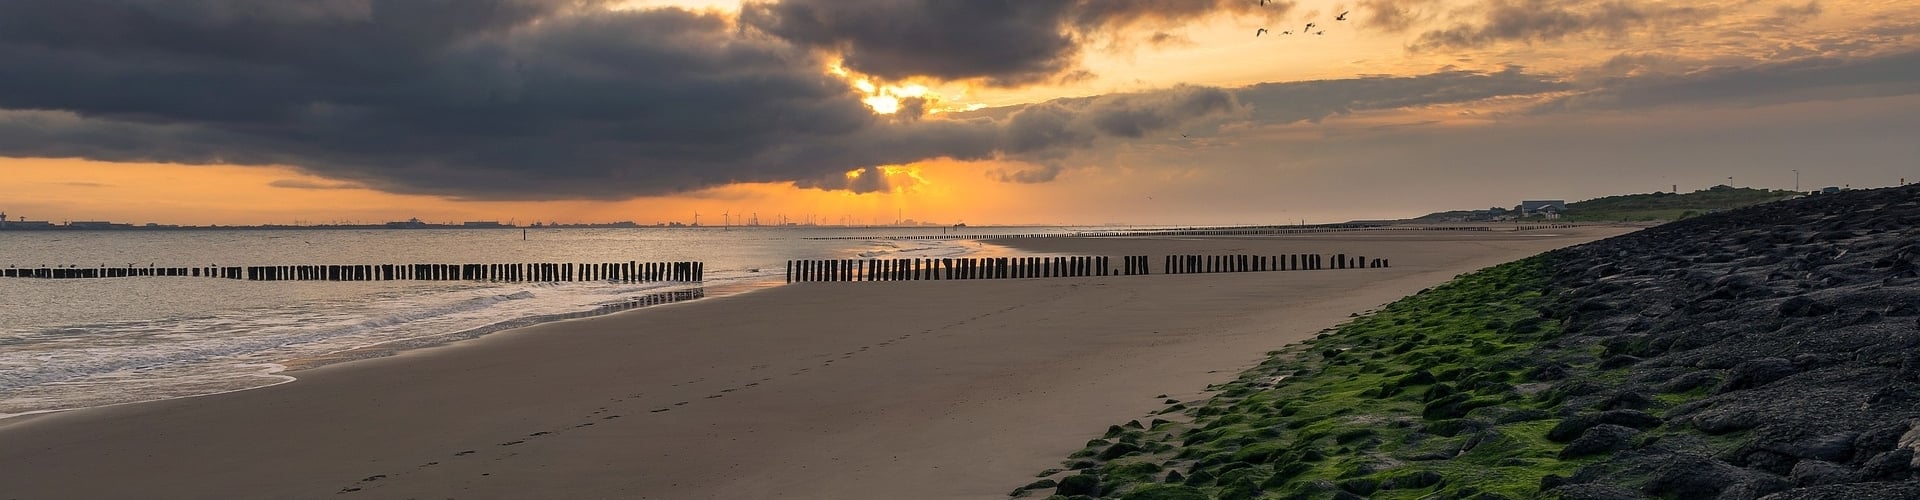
[0,226,1093,418]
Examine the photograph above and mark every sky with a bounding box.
[1,0,1917,226]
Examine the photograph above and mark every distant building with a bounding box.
[0,220,54,229]
[66,221,129,230]
[1519,200,1566,215]
[462,221,510,228]
[386,218,429,229]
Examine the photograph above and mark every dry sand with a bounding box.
[0,226,1633,499]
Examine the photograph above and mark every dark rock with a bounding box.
[1119,485,1210,500]
[1644,456,1745,498]
[1396,369,1438,387]
[1718,357,1798,393]
[1014,479,1057,496]
[1852,421,1911,457]
[1548,410,1663,442]
[1654,370,1721,393]
[1098,442,1142,460]
[1546,483,1642,500]
[1744,450,1801,475]
[1598,355,1644,370]
[1790,460,1862,486]
[1164,470,1183,483]
[1859,448,1916,481]
[1694,408,1764,434]
[1601,390,1654,410]
[1380,470,1443,490]
[1779,296,1836,317]
[1337,477,1379,495]
[1762,432,1860,462]
[1718,475,1793,500]
[1424,419,1488,437]
[1757,480,1920,500]
[1530,362,1573,381]
[1055,475,1099,496]
[1560,424,1639,458]
[1496,408,1550,424]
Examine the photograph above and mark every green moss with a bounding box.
[1027,257,1585,499]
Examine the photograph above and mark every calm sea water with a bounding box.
[0,226,1087,417]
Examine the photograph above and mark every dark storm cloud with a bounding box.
[1359,0,1439,33]
[0,1,1575,198]
[1411,0,1714,50]
[269,179,363,190]
[1233,66,1568,123]
[0,4,884,199]
[1536,48,1920,112]
[740,0,1277,86]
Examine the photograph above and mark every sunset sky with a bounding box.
[2,0,1917,226]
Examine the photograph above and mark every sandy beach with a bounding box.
[0,226,1633,499]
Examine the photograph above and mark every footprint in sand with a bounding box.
[455,450,477,456]
[673,401,689,406]
[650,408,671,413]
[362,475,386,482]
[721,388,737,393]
[528,431,550,437]
[705,394,723,399]
[499,440,525,446]
[602,415,621,420]
[340,487,362,493]
[575,422,596,427]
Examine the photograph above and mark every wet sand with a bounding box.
[0,226,1633,499]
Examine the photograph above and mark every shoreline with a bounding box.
[0,227,1635,499]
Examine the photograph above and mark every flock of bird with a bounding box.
[1255,2,1348,37]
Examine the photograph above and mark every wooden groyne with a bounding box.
[801,224,1387,241]
[1164,253,1387,274]
[786,253,1387,283]
[786,256,1122,282]
[2,261,704,282]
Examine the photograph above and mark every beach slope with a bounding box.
[0,227,1630,499]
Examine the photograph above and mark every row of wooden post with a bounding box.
[1165,253,1387,274]
[787,256,1117,283]
[1,261,703,282]
[786,254,1388,283]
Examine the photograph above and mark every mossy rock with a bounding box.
[1103,461,1163,481]
[1054,474,1100,496]
[1099,442,1143,461]
[1180,469,1216,486]
[1118,484,1209,500]
[1229,441,1288,464]
[1012,479,1058,497]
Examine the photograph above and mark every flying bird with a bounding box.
[1282,30,1293,35]
[1315,30,1325,35]
[1337,11,1349,21]
[1256,28,1268,36]
[1304,22,1317,32]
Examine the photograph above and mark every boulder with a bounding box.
[1790,460,1862,487]
[1560,424,1639,458]
[1717,357,1798,393]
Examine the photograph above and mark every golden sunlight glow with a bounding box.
[862,95,901,114]
[831,62,982,115]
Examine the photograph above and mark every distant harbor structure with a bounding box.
[1518,200,1566,216]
